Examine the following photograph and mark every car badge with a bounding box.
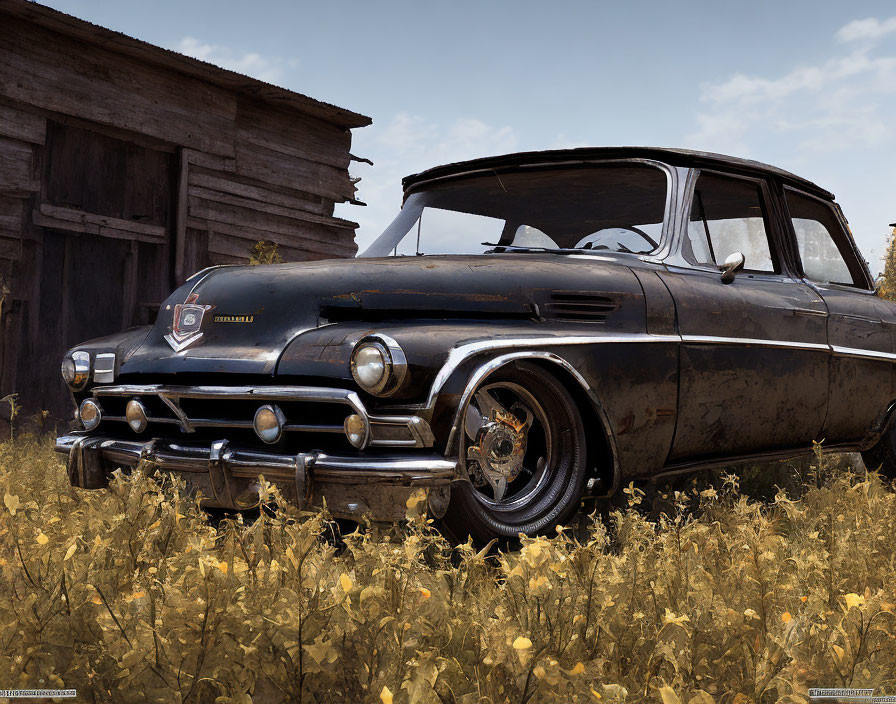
[165,293,213,352]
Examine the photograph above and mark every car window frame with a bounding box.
[781,186,874,292]
[370,158,677,260]
[672,168,792,282]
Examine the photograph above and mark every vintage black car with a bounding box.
[55,147,896,542]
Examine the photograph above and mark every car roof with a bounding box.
[402,147,834,200]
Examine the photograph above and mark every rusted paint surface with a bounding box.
[59,147,896,518]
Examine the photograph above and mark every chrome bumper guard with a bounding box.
[55,434,456,521]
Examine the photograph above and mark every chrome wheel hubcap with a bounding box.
[463,382,550,505]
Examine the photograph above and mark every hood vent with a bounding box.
[542,292,618,323]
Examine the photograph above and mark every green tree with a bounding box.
[878,225,896,301]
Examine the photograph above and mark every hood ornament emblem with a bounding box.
[165,293,213,352]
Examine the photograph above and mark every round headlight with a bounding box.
[61,357,75,384]
[353,344,387,389]
[254,404,285,444]
[125,399,148,433]
[350,336,408,397]
[62,351,91,390]
[79,398,102,431]
[344,413,368,448]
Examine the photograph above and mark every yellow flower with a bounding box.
[844,593,865,610]
[380,685,393,704]
[781,611,792,623]
[512,636,532,650]
[567,662,585,676]
[35,532,49,545]
[418,587,431,600]
[663,608,689,625]
[3,493,20,515]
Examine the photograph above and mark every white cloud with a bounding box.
[687,29,896,155]
[339,113,519,252]
[685,16,896,265]
[837,16,896,43]
[175,36,297,85]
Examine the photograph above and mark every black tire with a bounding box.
[440,362,587,545]
[862,422,896,482]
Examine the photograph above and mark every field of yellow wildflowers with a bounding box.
[1,436,895,703]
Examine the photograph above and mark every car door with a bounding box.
[783,187,896,444]
[659,170,829,462]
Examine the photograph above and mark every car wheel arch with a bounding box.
[441,350,621,497]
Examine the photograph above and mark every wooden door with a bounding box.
[23,122,176,421]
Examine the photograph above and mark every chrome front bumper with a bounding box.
[55,434,456,521]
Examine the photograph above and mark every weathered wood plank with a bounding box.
[0,102,45,144]
[236,98,351,169]
[0,17,237,156]
[188,186,357,230]
[0,195,23,235]
[5,2,370,130]
[188,168,328,215]
[33,203,167,243]
[193,217,356,259]
[183,149,236,173]
[0,234,22,261]
[187,196,357,250]
[175,150,189,283]
[0,137,38,195]
[234,141,355,202]
[207,230,331,262]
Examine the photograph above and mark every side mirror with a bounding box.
[720,251,745,284]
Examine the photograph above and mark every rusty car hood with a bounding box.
[120,254,641,376]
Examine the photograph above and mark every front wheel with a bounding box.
[440,362,587,544]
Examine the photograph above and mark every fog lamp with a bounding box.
[79,398,102,431]
[254,404,285,444]
[344,413,368,448]
[126,399,148,433]
[62,351,90,390]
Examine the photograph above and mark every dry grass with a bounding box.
[1,436,896,703]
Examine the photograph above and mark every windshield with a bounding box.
[361,162,669,257]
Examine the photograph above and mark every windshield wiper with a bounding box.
[482,242,591,255]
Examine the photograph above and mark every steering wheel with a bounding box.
[575,226,658,252]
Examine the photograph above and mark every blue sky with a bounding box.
[44,0,896,269]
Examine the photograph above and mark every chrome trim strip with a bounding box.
[368,414,436,449]
[158,393,194,432]
[681,335,830,352]
[426,334,680,408]
[423,332,896,419]
[93,384,364,409]
[443,350,622,494]
[93,353,116,383]
[832,345,896,362]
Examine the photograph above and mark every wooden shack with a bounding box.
[0,0,371,425]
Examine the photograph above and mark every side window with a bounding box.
[685,172,777,273]
[785,190,859,287]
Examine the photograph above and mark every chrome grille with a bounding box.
[91,384,363,435]
[87,384,433,449]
